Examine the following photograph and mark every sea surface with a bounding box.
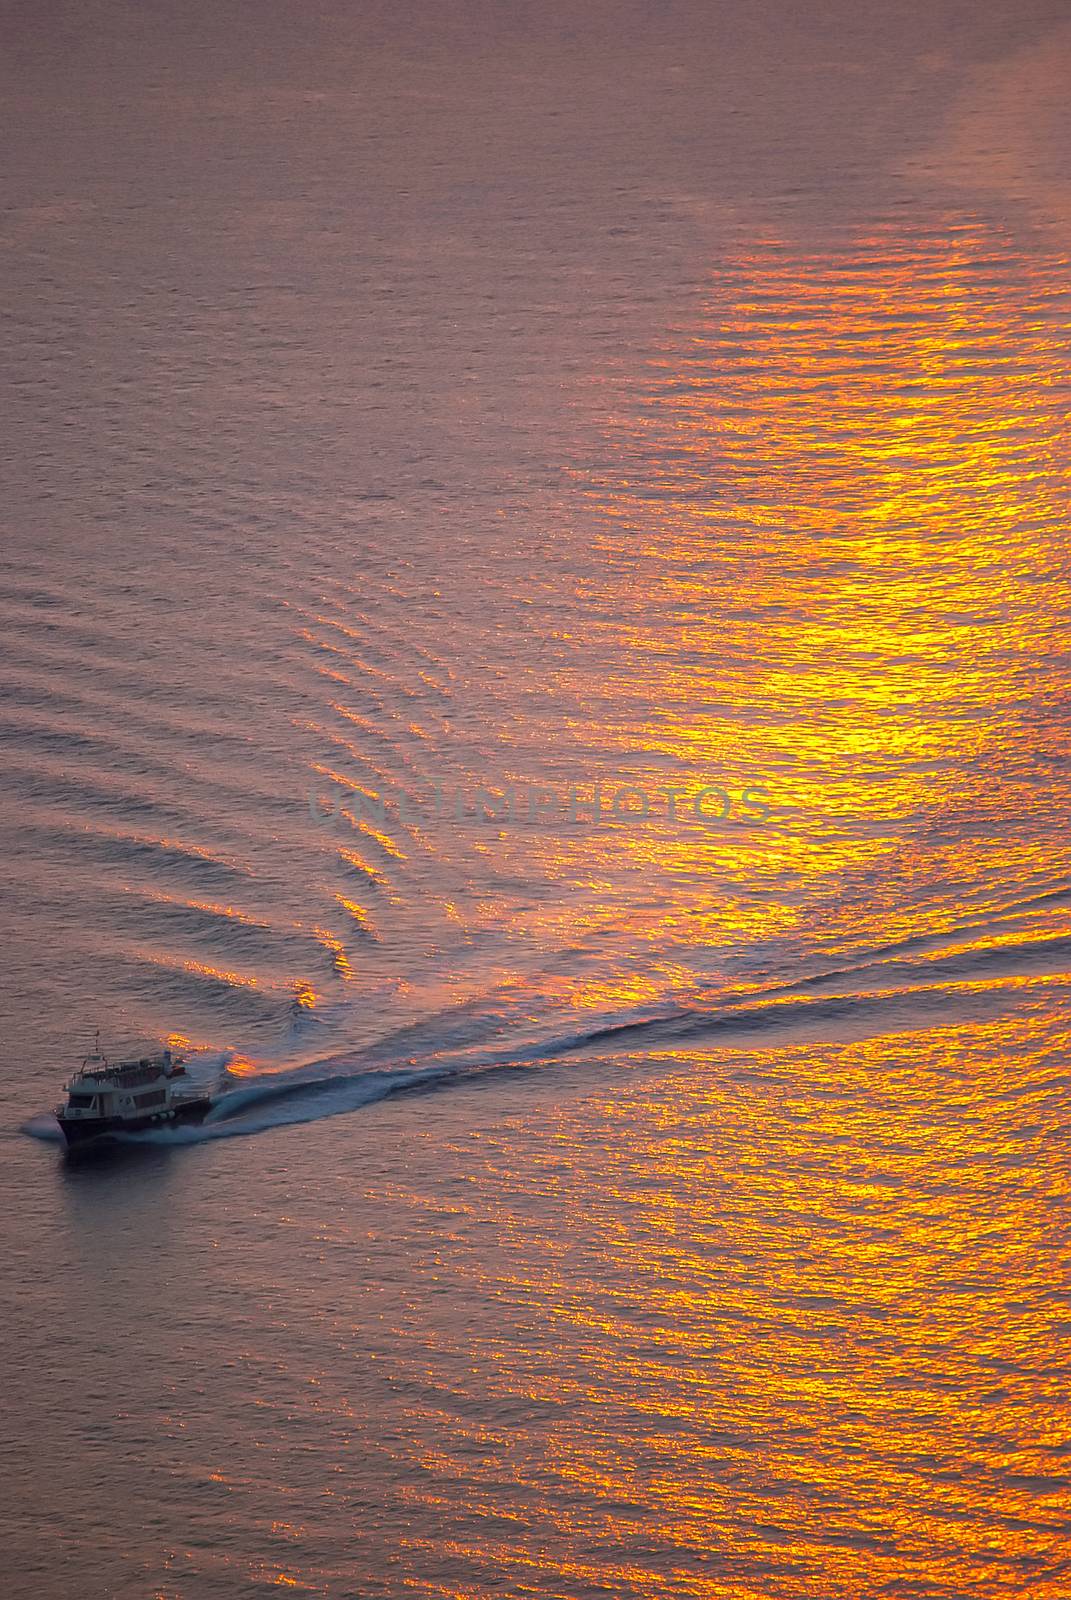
[2,4,1070,1597]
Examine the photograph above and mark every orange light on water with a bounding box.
[564,216,1071,965]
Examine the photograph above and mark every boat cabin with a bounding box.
[60,1048,187,1126]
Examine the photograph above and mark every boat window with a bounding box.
[133,1089,168,1109]
[68,1093,95,1110]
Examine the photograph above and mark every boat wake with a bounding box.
[20,914,1071,1149]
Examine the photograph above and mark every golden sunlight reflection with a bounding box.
[415,215,1071,1040]
[550,215,1071,989]
[379,1006,1069,1599]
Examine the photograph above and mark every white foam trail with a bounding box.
[21,1114,63,1143]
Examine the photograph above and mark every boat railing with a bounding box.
[73,1051,185,1082]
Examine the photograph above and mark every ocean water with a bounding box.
[2,4,1070,1596]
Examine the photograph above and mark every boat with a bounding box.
[56,1038,213,1149]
